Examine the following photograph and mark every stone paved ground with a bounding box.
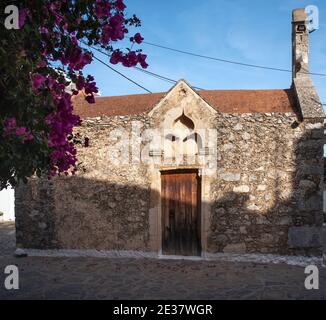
[0,222,325,300]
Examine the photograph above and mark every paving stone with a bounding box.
[0,222,326,300]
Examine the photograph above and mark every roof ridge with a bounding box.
[94,92,165,99]
[93,88,292,99]
[73,87,296,118]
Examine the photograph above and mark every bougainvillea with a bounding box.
[0,0,147,189]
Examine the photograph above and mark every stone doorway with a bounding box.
[161,169,201,256]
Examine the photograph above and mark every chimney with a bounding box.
[291,8,324,119]
[292,8,309,79]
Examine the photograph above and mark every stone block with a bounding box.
[277,216,292,226]
[298,196,322,211]
[233,185,250,193]
[288,226,322,248]
[239,226,247,234]
[214,207,226,216]
[256,215,268,225]
[216,234,228,245]
[247,204,260,211]
[257,185,267,191]
[233,123,243,131]
[223,243,246,253]
[220,172,241,182]
[261,233,275,244]
[299,180,316,191]
[14,248,28,258]
[242,132,251,140]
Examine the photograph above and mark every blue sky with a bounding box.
[84,0,326,107]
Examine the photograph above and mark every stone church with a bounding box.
[15,9,325,257]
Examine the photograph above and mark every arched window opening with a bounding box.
[163,111,201,158]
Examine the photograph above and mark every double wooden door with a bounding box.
[161,170,201,256]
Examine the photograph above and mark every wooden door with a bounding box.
[161,170,201,256]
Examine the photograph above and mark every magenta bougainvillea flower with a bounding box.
[3,117,33,143]
[18,8,29,28]
[3,0,148,180]
[132,33,144,44]
[115,0,126,11]
[31,73,47,89]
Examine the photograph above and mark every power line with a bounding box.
[134,67,176,85]
[143,41,326,77]
[92,55,152,93]
[134,67,205,91]
[83,42,205,90]
[80,41,152,93]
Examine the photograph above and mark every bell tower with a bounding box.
[292,8,309,79]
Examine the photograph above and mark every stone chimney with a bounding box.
[292,8,309,79]
[291,8,324,119]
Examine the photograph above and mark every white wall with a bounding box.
[0,187,15,221]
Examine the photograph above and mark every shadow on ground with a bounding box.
[0,222,326,300]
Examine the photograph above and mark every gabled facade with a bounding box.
[15,9,325,257]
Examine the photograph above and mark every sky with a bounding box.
[83,0,326,107]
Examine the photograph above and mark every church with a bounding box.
[15,9,325,258]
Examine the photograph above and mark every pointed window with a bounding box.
[164,111,201,158]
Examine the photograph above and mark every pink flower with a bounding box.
[110,50,122,64]
[115,0,126,11]
[85,81,98,95]
[3,118,33,142]
[71,37,78,45]
[109,13,124,26]
[19,9,29,28]
[76,76,85,90]
[15,127,28,136]
[4,117,17,129]
[137,53,148,69]
[15,127,34,142]
[123,51,138,67]
[82,53,93,65]
[133,33,143,44]
[37,60,47,68]
[94,0,111,18]
[39,27,49,34]
[68,48,93,70]
[85,95,95,104]
[108,14,125,41]
[32,73,47,89]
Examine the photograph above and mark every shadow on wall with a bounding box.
[210,118,323,255]
[15,126,324,256]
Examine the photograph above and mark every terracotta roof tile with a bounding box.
[199,89,296,113]
[73,89,297,118]
[73,92,164,118]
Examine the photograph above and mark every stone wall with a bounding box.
[15,107,324,256]
[208,113,324,255]
[16,114,154,250]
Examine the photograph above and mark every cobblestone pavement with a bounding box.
[0,222,325,300]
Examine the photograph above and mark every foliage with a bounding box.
[0,0,147,189]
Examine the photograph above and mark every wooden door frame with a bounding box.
[148,164,213,259]
[159,168,202,257]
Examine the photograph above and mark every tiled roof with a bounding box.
[73,89,297,118]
